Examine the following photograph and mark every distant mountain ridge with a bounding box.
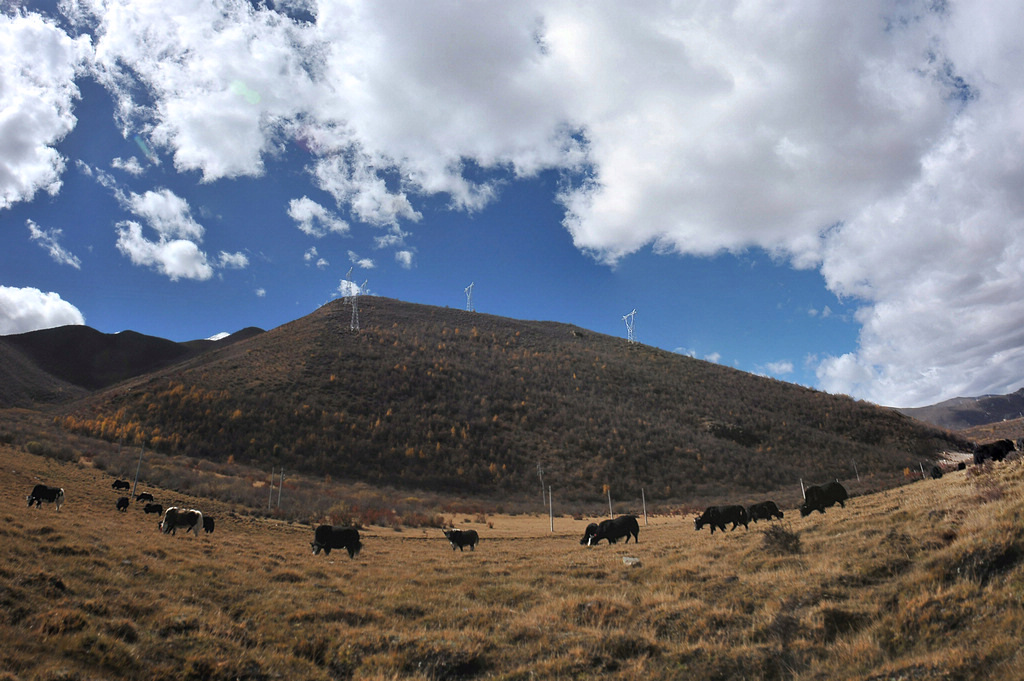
[0,325,263,406]
[54,297,966,503]
[898,388,1024,431]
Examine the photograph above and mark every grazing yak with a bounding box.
[143,503,163,515]
[159,507,204,537]
[135,492,155,503]
[112,479,130,491]
[443,528,479,551]
[202,516,215,534]
[974,439,1015,465]
[116,496,130,512]
[311,525,362,558]
[747,500,784,523]
[580,515,640,546]
[27,484,64,510]
[694,505,749,534]
[800,481,848,516]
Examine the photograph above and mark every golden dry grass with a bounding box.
[3,443,1024,680]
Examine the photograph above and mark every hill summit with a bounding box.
[57,297,966,504]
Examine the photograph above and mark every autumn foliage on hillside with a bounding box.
[60,298,967,504]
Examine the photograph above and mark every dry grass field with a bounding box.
[3,443,1024,680]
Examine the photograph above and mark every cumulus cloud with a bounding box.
[395,250,414,269]
[374,226,411,250]
[218,251,248,269]
[347,250,375,269]
[126,188,204,241]
[0,11,90,209]
[110,156,145,175]
[64,0,313,180]
[0,285,85,334]
[25,1,1024,406]
[27,220,81,269]
[115,220,213,281]
[113,188,212,280]
[110,187,249,279]
[288,196,349,237]
[304,247,328,269]
[337,279,362,298]
[762,361,795,377]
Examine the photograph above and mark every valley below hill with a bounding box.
[3,437,1024,680]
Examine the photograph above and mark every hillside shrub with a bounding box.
[762,524,801,555]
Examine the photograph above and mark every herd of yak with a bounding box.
[23,438,1018,559]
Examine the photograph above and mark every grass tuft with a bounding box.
[398,641,489,680]
[762,523,802,555]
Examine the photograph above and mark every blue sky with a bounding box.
[3,1,1024,408]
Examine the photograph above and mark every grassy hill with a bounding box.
[54,296,966,505]
[3,441,1024,680]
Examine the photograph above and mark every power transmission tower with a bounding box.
[465,282,475,312]
[622,308,637,343]
[351,279,367,331]
[341,267,355,330]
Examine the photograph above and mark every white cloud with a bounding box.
[303,247,328,269]
[762,360,795,376]
[126,188,204,240]
[110,156,145,175]
[347,250,375,269]
[0,12,90,209]
[288,196,349,237]
[337,279,362,298]
[66,0,314,180]
[112,188,212,280]
[218,251,248,269]
[115,220,213,281]
[109,187,249,280]
[27,220,81,269]
[395,250,414,269]
[0,285,85,334]
[255,288,266,298]
[374,225,411,250]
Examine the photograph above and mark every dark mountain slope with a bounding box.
[0,325,265,401]
[1,325,192,391]
[0,341,87,407]
[62,297,967,503]
[899,388,1024,430]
